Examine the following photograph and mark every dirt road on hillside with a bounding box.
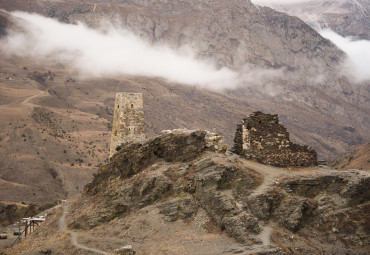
[21,91,47,105]
[58,202,112,255]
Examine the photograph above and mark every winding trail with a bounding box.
[213,153,287,248]
[238,158,285,196]
[21,91,47,105]
[238,158,284,248]
[217,154,288,249]
[58,202,111,255]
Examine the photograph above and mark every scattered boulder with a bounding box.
[114,245,135,255]
[37,249,52,255]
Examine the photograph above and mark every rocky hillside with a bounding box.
[332,142,370,171]
[3,129,369,254]
[0,0,369,204]
[261,0,370,40]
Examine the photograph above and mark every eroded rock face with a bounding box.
[75,130,263,244]
[276,170,370,249]
[85,129,227,195]
[68,130,369,253]
[233,111,317,167]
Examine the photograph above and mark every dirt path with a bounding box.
[58,202,111,255]
[230,155,288,248]
[214,153,285,196]
[237,157,285,195]
[21,91,47,105]
[240,159,283,247]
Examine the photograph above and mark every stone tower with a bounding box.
[233,111,317,167]
[109,92,145,157]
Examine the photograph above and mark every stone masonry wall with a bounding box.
[109,92,145,158]
[233,111,317,167]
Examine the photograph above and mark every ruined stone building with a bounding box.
[109,92,145,158]
[233,111,317,167]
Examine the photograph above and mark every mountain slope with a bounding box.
[333,142,370,170]
[0,0,369,204]
[257,0,370,40]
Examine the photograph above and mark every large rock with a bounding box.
[85,129,227,195]
[273,196,313,232]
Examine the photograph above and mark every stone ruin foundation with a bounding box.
[233,111,317,167]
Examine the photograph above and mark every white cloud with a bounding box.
[0,11,282,91]
[0,12,240,89]
[320,29,370,83]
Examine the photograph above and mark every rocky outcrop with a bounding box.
[65,129,370,254]
[233,111,317,167]
[85,129,227,195]
[78,130,264,244]
[1,129,366,254]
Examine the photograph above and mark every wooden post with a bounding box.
[24,220,28,237]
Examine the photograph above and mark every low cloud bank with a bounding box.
[0,12,282,90]
[320,29,370,83]
[0,12,239,89]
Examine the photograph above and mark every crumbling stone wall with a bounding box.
[109,92,145,157]
[233,111,317,167]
